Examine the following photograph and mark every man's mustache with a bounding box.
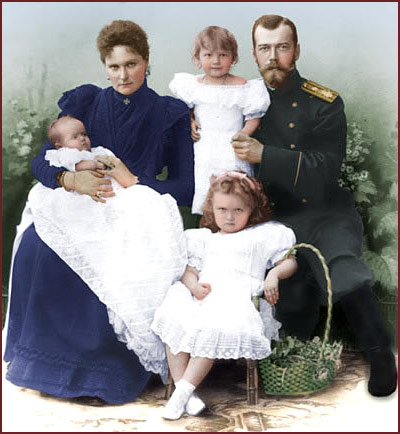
[259,63,284,74]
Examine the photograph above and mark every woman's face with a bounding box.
[105,45,148,95]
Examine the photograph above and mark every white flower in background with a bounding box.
[16,120,28,131]
[21,132,32,145]
[12,138,19,146]
[17,145,31,157]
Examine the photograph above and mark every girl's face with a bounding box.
[198,47,234,80]
[212,192,252,234]
[105,45,148,96]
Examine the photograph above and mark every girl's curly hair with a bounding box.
[200,171,273,233]
[96,20,150,63]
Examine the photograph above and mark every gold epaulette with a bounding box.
[301,80,339,103]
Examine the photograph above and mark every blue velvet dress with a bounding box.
[3,81,194,403]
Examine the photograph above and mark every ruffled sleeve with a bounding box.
[45,148,95,172]
[242,79,271,121]
[185,228,211,271]
[58,84,102,120]
[255,221,296,270]
[169,73,198,108]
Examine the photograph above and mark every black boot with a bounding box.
[341,287,397,397]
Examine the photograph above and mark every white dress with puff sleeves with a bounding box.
[169,73,270,214]
[151,221,295,360]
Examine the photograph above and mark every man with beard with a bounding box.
[231,14,397,397]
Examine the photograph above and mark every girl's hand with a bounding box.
[64,170,114,204]
[75,160,105,172]
[264,272,279,305]
[191,119,201,142]
[96,156,139,188]
[192,282,211,300]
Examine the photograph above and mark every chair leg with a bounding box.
[164,371,174,400]
[246,359,258,405]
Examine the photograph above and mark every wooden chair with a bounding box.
[164,296,260,405]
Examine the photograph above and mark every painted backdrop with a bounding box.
[2,2,398,335]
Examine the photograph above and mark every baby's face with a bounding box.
[58,118,91,151]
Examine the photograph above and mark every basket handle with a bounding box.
[282,243,333,360]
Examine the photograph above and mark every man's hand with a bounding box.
[231,133,264,163]
[192,282,211,300]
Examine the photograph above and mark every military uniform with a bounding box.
[253,70,390,351]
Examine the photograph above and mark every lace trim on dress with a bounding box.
[169,73,270,116]
[27,183,187,382]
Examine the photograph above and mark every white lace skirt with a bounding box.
[151,281,280,360]
[27,183,187,381]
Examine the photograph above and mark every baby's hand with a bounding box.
[264,273,279,305]
[191,119,201,142]
[75,160,105,171]
[193,282,211,300]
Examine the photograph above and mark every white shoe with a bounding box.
[162,380,195,420]
[185,392,206,416]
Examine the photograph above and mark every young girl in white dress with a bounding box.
[25,115,186,381]
[169,26,270,214]
[151,171,298,420]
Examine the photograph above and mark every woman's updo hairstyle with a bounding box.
[96,20,150,63]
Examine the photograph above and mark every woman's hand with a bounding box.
[192,282,211,300]
[96,156,139,188]
[264,271,279,305]
[191,118,201,142]
[63,170,114,204]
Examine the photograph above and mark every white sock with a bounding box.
[185,391,206,416]
[162,379,196,420]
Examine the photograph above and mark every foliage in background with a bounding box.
[2,97,58,289]
[339,121,398,296]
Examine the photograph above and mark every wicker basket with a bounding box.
[259,243,342,396]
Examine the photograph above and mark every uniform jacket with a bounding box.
[254,69,361,243]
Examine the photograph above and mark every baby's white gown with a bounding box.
[26,146,187,381]
[169,73,270,214]
[151,222,296,360]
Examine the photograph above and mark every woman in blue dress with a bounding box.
[3,20,194,405]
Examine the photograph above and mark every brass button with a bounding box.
[302,198,307,204]
[289,122,295,129]
[290,144,296,149]
[292,102,298,107]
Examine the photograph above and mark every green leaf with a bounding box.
[373,212,398,238]
[361,250,395,291]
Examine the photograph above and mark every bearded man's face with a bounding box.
[253,24,300,88]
